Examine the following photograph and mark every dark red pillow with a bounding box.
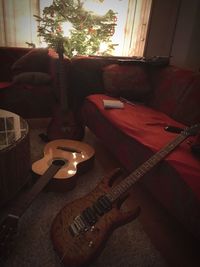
[103,64,152,101]
[11,48,50,75]
[13,72,51,85]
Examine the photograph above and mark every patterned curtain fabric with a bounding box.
[0,0,39,47]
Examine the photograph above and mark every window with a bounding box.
[123,0,152,56]
[90,0,152,56]
[0,0,152,56]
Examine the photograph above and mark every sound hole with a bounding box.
[52,159,66,166]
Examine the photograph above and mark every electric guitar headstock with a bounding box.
[181,123,200,137]
[0,215,19,260]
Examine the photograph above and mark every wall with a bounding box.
[144,0,200,71]
[144,0,180,57]
[171,0,200,71]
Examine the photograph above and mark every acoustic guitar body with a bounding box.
[0,139,95,261]
[51,169,140,267]
[32,139,95,192]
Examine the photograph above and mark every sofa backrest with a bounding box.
[2,50,199,126]
[69,56,154,106]
[67,56,200,126]
[70,57,106,96]
[148,65,200,125]
[69,57,114,108]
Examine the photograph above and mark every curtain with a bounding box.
[0,0,39,47]
[123,0,152,56]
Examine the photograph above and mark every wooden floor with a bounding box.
[86,128,200,267]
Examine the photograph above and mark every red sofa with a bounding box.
[69,57,200,240]
[0,47,71,119]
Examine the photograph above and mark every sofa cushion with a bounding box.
[148,66,197,124]
[11,48,49,75]
[103,64,152,102]
[13,72,51,85]
[172,74,200,125]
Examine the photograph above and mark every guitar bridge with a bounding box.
[69,195,112,237]
[69,215,90,236]
[57,146,81,153]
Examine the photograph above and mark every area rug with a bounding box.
[3,127,167,267]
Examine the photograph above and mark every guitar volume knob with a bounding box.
[88,240,94,248]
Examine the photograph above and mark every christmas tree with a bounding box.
[34,0,118,58]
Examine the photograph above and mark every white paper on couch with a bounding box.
[103,99,124,109]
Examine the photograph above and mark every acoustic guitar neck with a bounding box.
[8,164,61,219]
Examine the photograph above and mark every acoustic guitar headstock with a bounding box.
[0,215,19,260]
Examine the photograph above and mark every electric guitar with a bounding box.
[0,139,94,260]
[47,38,84,141]
[51,124,200,267]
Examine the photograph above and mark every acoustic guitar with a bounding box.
[0,139,94,260]
[32,139,95,191]
[51,124,200,267]
[47,38,84,141]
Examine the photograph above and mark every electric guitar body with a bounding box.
[51,124,200,267]
[51,168,140,267]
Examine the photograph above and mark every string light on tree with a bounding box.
[34,0,118,57]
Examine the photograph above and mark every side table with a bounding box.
[0,109,30,207]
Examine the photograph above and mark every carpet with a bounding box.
[3,127,167,267]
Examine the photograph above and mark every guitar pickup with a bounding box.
[82,208,97,225]
[93,195,112,216]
